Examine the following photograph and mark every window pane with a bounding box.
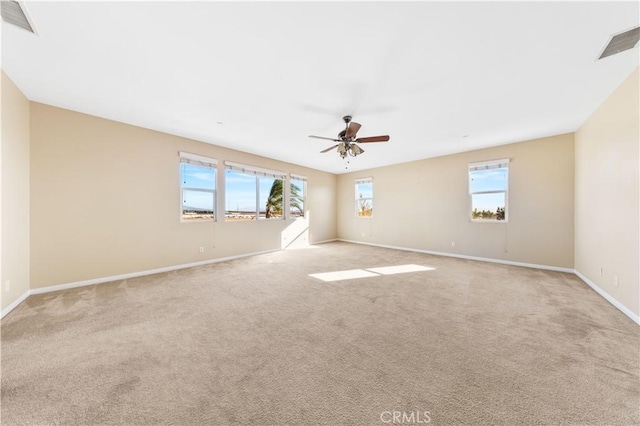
[357,198,373,218]
[470,168,507,193]
[471,192,506,220]
[225,170,256,221]
[290,179,305,218]
[181,164,215,190]
[356,182,373,199]
[182,190,214,221]
[356,180,373,218]
[259,177,283,219]
[291,179,305,198]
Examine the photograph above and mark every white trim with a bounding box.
[469,158,509,171]
[2,249,282,318]
[355,177,373,184]
[575,270,640,325]
[337,239,574,273]
[180,157,217,221]
[29,249,280,296]
[338,239,640,325]
[355,178,374,219]
[224,161,286,179]
[1,290,31,320]
[289,176,306,220]
[469,158,509,222]
[312,238,338,245]
[179,151,217,166]
[3,242,636,328]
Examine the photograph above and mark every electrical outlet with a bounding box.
[4,280,10,292]
[451,242,456,247]
[199,247,204,253]
[614,275,619,287]
[362,233,365,237]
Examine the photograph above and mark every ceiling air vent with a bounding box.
[598,26,640,60]
[1,0,36,34]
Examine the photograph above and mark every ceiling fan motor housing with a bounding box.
[309,115,389,158]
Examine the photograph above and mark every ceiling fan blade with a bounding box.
[355,135,390,143]
[309,135,340,142]
[346,122,361,139]
[320,144,339,153]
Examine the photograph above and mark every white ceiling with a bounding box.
[2,1,638,174]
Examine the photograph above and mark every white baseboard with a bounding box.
[29,248,281,296]
[4,241,637,327]
[3,249,282,319]
[337,239,574,273]
[574,270,640,325]
[1,290,31,320]
[312,238,338,245]
[337,239,638,325]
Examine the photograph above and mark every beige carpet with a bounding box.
[1,242,638,425]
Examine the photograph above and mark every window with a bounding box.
[469,159,509,222]
[225,168,256,220]
[355,177,373,218]
[290,175,306,218]
[224,161,286,221]
[180,152,216,221]
[259,175,284,219]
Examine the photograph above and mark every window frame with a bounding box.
[258,174,285,220]
[355,177,373,219]
[179,152,217,223]
[468,159,509,223]
[224,161,286,221]
[289,174,307,219]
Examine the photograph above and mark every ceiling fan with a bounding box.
[309,115,390,159]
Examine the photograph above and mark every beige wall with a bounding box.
[8,69,637,321]
[1,71,30,311]
[575,68,639,319]
[337,134,575,268]
[30,103,337,288]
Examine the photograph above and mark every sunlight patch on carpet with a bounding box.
[309,264,435,282]
[309,269,379,282]
[366,264,435,275]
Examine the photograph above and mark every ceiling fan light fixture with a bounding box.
[337,143,348,158]
[350,144,363,156]
[309,115,389,160]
